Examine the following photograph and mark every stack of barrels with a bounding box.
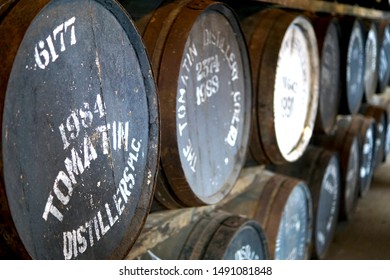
[0,0,389,260]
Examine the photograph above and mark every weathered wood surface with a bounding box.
[0,0,159,259]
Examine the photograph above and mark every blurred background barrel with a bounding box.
[239,8,319,165]
[377,21,390,93]
[339,115,376,197]
[311,118,361,221]
[360,104,389,167]
[129,210,269,260]
[363,20,380,102]
[338,16,365,114]
[0,0,160,259]
[267,146,341,260]
[311,15,342,135]
[123,0,252,208]
[220,171,313,260]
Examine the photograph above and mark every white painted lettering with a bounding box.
[97,210,110,236]
[53,171,74,205]
[34,17,76,69]
[42,193,64,221]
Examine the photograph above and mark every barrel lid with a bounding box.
[377,23,390,93]
[1,0,159,259]
[358,118,376,196]
[272,15,319,162]
[273,17,318,161]
[156,1,251,206]
[180,212,269,260]
[314,153,340,259]
[385,121,390,159]
[347,19,365,114]
[340,17,365,114]
[265,146,340,259]
[214,217,269,260]
[273,181,312,260]
[364,22,379,102]
[314,17,341,135]
[343,135,360,220]
[359,104,388,168]
[257,175,312,260]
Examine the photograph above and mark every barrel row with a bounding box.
[130,110,388,260]
[266,108,390,259]
[1,0,390,260]
[128,169,314,260]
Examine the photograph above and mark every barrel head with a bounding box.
[2,0,159,259]
[314,17,341,135]
[363,22,379,102]
[340,17,365,114]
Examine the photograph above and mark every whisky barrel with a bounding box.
[133,211,269,260]
[220,171,313,260]
[125,0,251,207]
[377,22,390,93]
[0,0,159,259]
[339,115,376,197]
[339,16,365,114]
[311,15,341,135]
[240,8,319,164]
[311,119,361,221]
[363,21,380,102]
[360,104,388,167]
[267,146,340,260]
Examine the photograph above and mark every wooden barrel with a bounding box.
[0,0,160,259]
[240,8,319,164]
[363,21,380,102]
[124,0,252,207]
[360,104,389,168]
[378,21,390,93]
[311,119,361,221]
[338,16,365,114]
[340,115,376,197]
[267,146,341,260]
[311,15,341,135]
[220,171,313,260]
[130,210,269,260]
